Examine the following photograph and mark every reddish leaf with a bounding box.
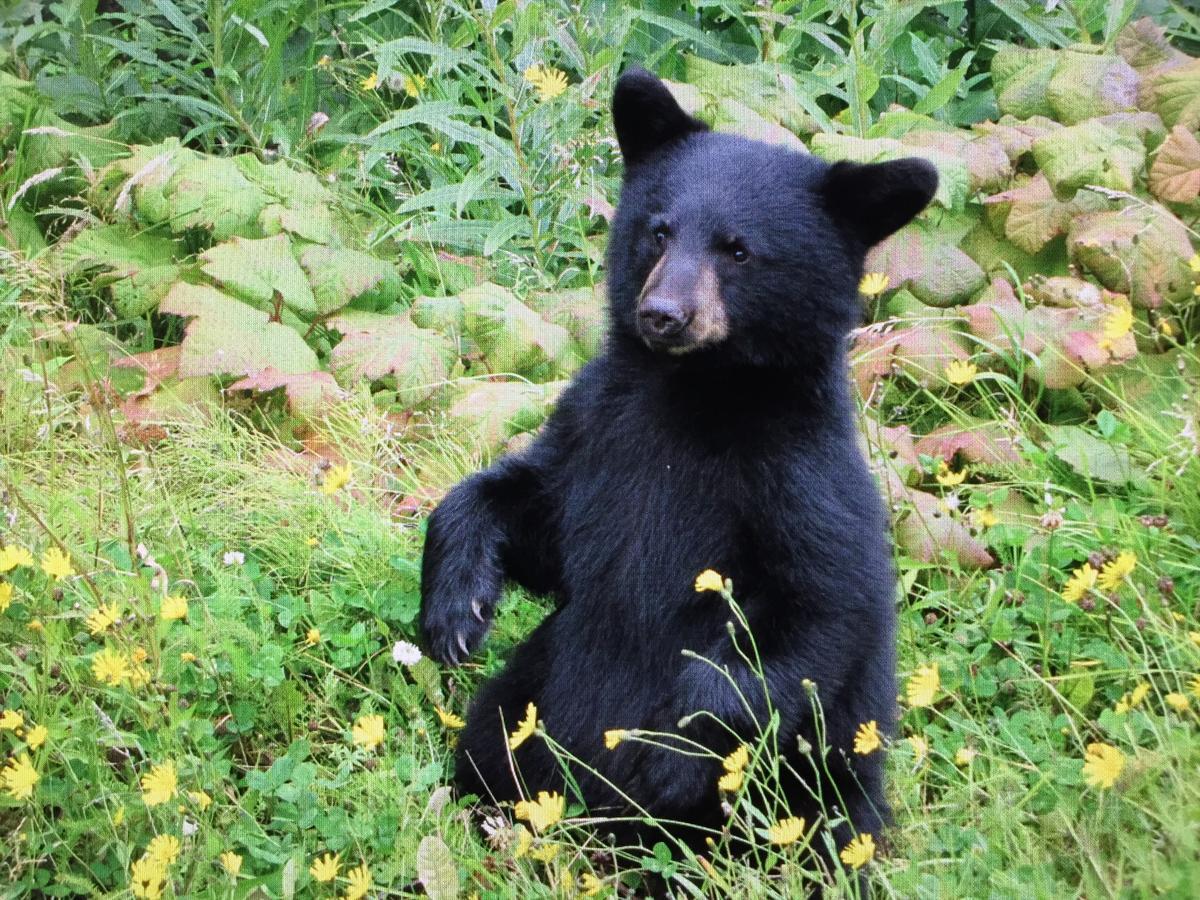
[1149,124,1200,203]
[915,421,1023,467]
[226,367,345,416]
[112,346,182,392]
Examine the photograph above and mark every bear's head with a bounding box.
[607,66,938,370]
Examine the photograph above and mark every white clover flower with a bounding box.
[222,551,245,567]
[392,640,422,666]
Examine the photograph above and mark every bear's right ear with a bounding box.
[612,66,708,168]
[821,158,939,248]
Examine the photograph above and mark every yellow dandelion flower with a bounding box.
[513,825,532,858]
[1097,551,1136,593]
[3,753,38,800]
[972,506,999,529]
[1062,563,1098,603]
[343,863,371,900]
[404,73,426,97]
[0,544,34,572]
[1098,302,1133,350]
[27,619,43,633]
[0,709,23,730]
[1190,675,1200,699]
[310,852,341,882]
[316,54,332,68]
[305,627,322,647]
[579,872,603,896]
[1082,742,1125,789]
[160,595,188,621]
[604,728,627,750]
[717,769,743,792]
[187,789,212,811]
[92,647,131,686]
[954,746,977,766]
[944,359,978,385]
[352,713,386,752]
[767,816,807,846]
[113,804,125,826]
[907,734,928,764]
[435,706,465,730]
[529,842,560,862]
[509,702,538,750]
[1165,693,1190,713]
[220,851,242,877]
[839,833,876,869]
[935,460,967,486]
[41,546,74,581]
[694,568,725,592]
[853,720,882,755]
[306,536,319,547]
[723,744,750,774]
[1189,631,1200,648]
[0,581,12,612]
[360,72,378,91]
[858,272,890,297]
[146,834,181,867]
[86,602,122,635]
[1115,681,1150,714]
[1190,253,1200,274]
[906,663,940,708]
[25,723,48,750]
[523,64,569,101]
[130,855,167,900]
[514,791,565,833]
[141,761,178,806]
[320,463,352,495]
[180,652,197,663]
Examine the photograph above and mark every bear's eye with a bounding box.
[728,242,750,264]
[652,225,670,247]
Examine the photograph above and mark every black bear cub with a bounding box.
[421,67,937,859]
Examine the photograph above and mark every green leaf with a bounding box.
[327,311,456,407]
[200,234,317,315]
[416,835,459,900]
[297,245,403,315]
[1068,206,1195,309]
[162,156,271,239]
[1030,121,1146,196]
[913,61,968,116]
[55,225,182,317]
[459,283,580,379]
[1044,425,1142,485]
[159,283,318,377]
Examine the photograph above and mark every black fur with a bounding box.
[420,66,937,857]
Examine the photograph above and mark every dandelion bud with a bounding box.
[796,736,812,754]
[924,612,938,625]
[1135,617,1146,631]
[677,713,699,728]
[1087,551,1105,569]
[307,112,330,137]
[1080,597,1096,612]
[1040,510,1064,530]
[725,620,736,639]
[53,588,63,602]
[1158,576,1175,597]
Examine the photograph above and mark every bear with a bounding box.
[420,65,937,867]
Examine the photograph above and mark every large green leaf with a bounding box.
[297,245,404,314]
[459,283,580,379]
[162,156,271,238]
[327,311,456,406]
[444,380,566,453]
[864,223,986,307]
[1067,206,1195,309]
[159,284,318,377]
[200,234,317,315]
[56,225,182,317]
[1030,120,1146,197]
[1044,50,1140,124]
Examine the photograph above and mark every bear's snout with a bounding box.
[638,295,694,341]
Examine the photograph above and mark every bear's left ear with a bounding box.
[612,65,708,168]
[821,158,939,248]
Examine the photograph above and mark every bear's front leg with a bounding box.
[420,451,561,664]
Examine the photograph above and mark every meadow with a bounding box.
[1,1,1199,897]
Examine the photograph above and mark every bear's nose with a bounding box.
[638,297,693,338]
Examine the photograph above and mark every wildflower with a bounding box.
[392,640,422,665]
[858,272,890,297]
[509,702,537,750]
[523,64,569,101]
[305,627,322,646]
[1115,681,1150,714]
[0,709,23,731]
[944,360,978,385]
[92,647,131,686]
[719,743,750,791]
[141,761,178,806]
[529,842,560,862]
[1098,302,1133,350]
[320,463,352,495]
[718,769,743,792]
[1082,742,1125,789]
[180,652,197,663]
[316,54,331,68]
[513,825,532,858]
[130,855,167,899]
[972,506,999,529]
[146,834,181,867]
[907,734,928,764]
[514,790,565,832]
[87,602,122,635]
[1190,632,1200,648]
[1159,318,1175,337]
[310,853,341,882]
[1097,551,1136,593]
[360,72,378,91]
[853,721,881,755]
[435,706,465,729]
[222,550,245,566]
[160,595,188,621]
[27,619,43,633]
[220,851,242,877]
[955,746,977,766]
[1190,253,1200,274]
[905,663,940,708]
[579,873,603,896]
[694,569,725,592]
[1190,675,1200,700]
[935,461,966,487]
[0,581,12,612]
[187,789,212,811]
[343,863,371,900]
[41,546,74,580]
[1041,509,1064,530]
[1062,563,1098,603]
[404,73,426,97]
[2,753,38,800]
[306,536,319,547]
[767,816,807,846]
[1165,693,1190,713]
[0,544,34,571]
[352,713,386,752]
[604,728,627,749]
[839,833,876,869]
[113,804,125,826]
[26,724,48,749]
